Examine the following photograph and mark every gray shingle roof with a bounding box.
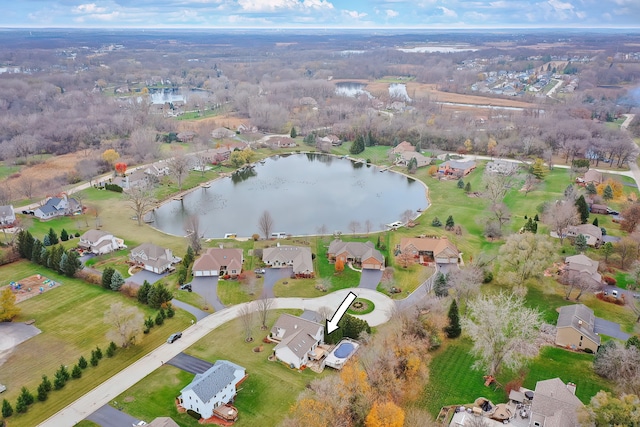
[180,360,244,404]
[531,378,583,427]
[557,304,601,347]
[328,240,384,265]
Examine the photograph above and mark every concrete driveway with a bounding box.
[171,299,210,321]
[167,352,213,374]
[190,276,225,311]
[358,269,382,290]
[85,403,143,427]
[127,270,168,286]
[263,267,293,297]
[594,317,630,341]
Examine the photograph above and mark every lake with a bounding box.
[151,153,429,238]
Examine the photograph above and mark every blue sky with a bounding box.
[3,0,640,28]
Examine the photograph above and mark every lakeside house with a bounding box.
[327,239,384,270]
[438,160,477,177]
[211,127,236,139]
[391,141,415,154]
[130,243,176,274]
[79,229,125,255]
[270,313,324,369]
[399,237,461,264]
[192,247,244,277]
[262,244,314,277]
[34,194,81,220]
[396,151,432,168]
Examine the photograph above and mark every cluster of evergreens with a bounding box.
[325,314,371,344]
[15,230,82,277]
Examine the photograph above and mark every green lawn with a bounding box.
[114,309,327,427]
[175,108,222,121]
[273,277,324,298]
[0,260,194,427]
[217,278,262,305]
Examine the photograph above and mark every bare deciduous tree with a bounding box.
[448,266,483,312]
[490,202,511,230]
[316,224,328,236]
[498,233,555,286]
[482,171,514,205]
[167,152,192,191]
[364,219,373,234]
[125,185,156,226]
[348,220,360,235]
[184,215,203,255]
[543,200,579,245]
[401,210,415,226]
[593,341,640,395]
[18,176,36,200]
[104,302,144,348]
[462,291,543,377]
[258,210,274,239]
[238,302,255,342]
[256,293,274,330]
[616,237,636,270]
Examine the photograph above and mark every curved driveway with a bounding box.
[38,289,394,427]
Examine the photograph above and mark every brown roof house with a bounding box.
[192,247,243,277]
[266,136,297,149]
[262,244,314,277]
[565,224,602,247]
[211,127,236,139]
[270,313,324,369]
[391,141,415,154]
[399,237,460,264]
[396,151,432,168]
[438,160,477,177]
[577,169,604,186]
[529,378,584,427]
[555,304,601,352]
[130,243,175,274]
[563,254,603,289]
[327,240,384,270]
[147,418,180,427]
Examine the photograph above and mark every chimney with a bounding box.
[566,382,577,395]
[578,320,583,326]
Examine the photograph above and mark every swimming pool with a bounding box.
[334,342,355,358]
[325,339,359,370]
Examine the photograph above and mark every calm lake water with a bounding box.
[152,153,428,238]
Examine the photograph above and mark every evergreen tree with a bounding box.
[95,346,103,360]
[290,127,297,138]
[60,251,82,277]
[166,305,175,318]
[575,195,590,224]
[31,239,43,264]
[71,365,82,379]
[22,230,35,258]
[40,374,52,392]
[349,134,365,155]
[40,247,49,267]
[592,217,599,227]
[183,246,195,268]
[586,182,597,195]
[48,245,64,272]
[137,280,152,304]
[534,213,539,221]
[78,355,88,369]
[60,229,69,241]
[465,182,471,193]
[110,270,124,291]
[90,351,99,367]
[523,217,538,234]
[530,158,547,179]
[148,282,174,309]
[445,215,455,230]
[444,300,462,338]
[155,311,165,325]
[376,234,381,248]
[603,184,614,201]
[575,234,588,253]
[43,234,51,247]
[37,382,48,402]
[457,179,464,189]
[407,157,418,173]
[106,341,117,357]
[47,228,59,245]
[19,387,34,406]
[2,398,13,418]
[434,272,449,297]
[432,217,442,227]
[15,398,27,414]
[303,133,315,145]
[102,267,115,289]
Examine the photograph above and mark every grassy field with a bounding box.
[113,309,327,427]
[0,260,194,427]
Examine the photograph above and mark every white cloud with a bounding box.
[547,0,574,11]
[438,6,458,18]
[237,0,333,12]
[385,9,399,17]
[302,0,334,10]
[344,9,367,19]
[73,3,107,14]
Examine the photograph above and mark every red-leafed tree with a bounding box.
[115,162,127,176]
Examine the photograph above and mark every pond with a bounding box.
[335,82,372,98]
[151,153,428,238]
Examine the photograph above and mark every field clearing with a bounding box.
[175,113,248,133]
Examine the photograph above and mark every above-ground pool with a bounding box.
[325,339,360,370]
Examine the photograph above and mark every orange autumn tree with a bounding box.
[596,178,624,200]
[115,162,127,176]
[335,257,345,273]
[289,398,335,427]
[365,401,405,427]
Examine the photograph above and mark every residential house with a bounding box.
[34,194,81,220]
[391,141,416,154]
[579,169,603,185]
[262,245,314,277]
[236,123,258,134]
[399,237,460,264]
[0,205,15,227]
[299,96,318,106]
[589,203,608,214]
[176,131,196,142]
[192,247,244,277]
[529,378,584,427]
[438,160,477,176]
[267,136,297,149]
[563,254,603,289]
[113,169,149,190]
[78,229,125,255]
[130,243,175,274]
[486,160,519,175]
[211,127,236,139]
[317,135,341,146]
[566,224,602,247]
[178,360,247,421]
[396,151,432,168]
[270,313,324,369]
[327,240,384,270]
[144,161,171,178]
[203,146,232,163]
[555,304,601,352]
[147,418,180,427]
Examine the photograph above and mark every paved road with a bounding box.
[190,276,225,311]
[167,352,213,374]
[38,288,395,427]
[85,403,141,427]
[358,268,382,290]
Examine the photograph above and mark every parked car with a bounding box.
[254,268,265,274]
[179,284,192,292]
[0,383,6,393]
[606,207,619,215]
[167,332,182,343]
[634,293,640,299]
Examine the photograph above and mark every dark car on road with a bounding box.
[167,332,182,343]
[179,284,192,292]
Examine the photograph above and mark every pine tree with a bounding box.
[15,398,27,414]
[43,234,51,247]
[457,179,464,189]
[586,182,597,195]
[290,127,297,138]
[603,184,614,201]
[31,239,43,264]
[60,251,82,277]
[19,386,34,406]
[40,374,52,392]
[465,182,471,193]
[349,134,365,155]
[575,234,588,253]
[95,346,103,360]
[137,280,152,304]
[575,195,590,224]
[444,300,462,338]
[592,217,599,227]
[78,355,88,369]
[102,267,115,289]
[90,351,99,367]
[534,213,539,221]
[37,382,48,402]
[47,228,59,245]
[60,229,69,241]
[434,272,449,297]
[2,398,13,418]
[445,215,455,230]
[110,270,124,291]
[432,217,442,227]
[71,365,82,379]
[183,246,195,268]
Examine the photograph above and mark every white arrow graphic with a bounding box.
[326,291,357,334]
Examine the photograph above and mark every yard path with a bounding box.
[38,288,394,427]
